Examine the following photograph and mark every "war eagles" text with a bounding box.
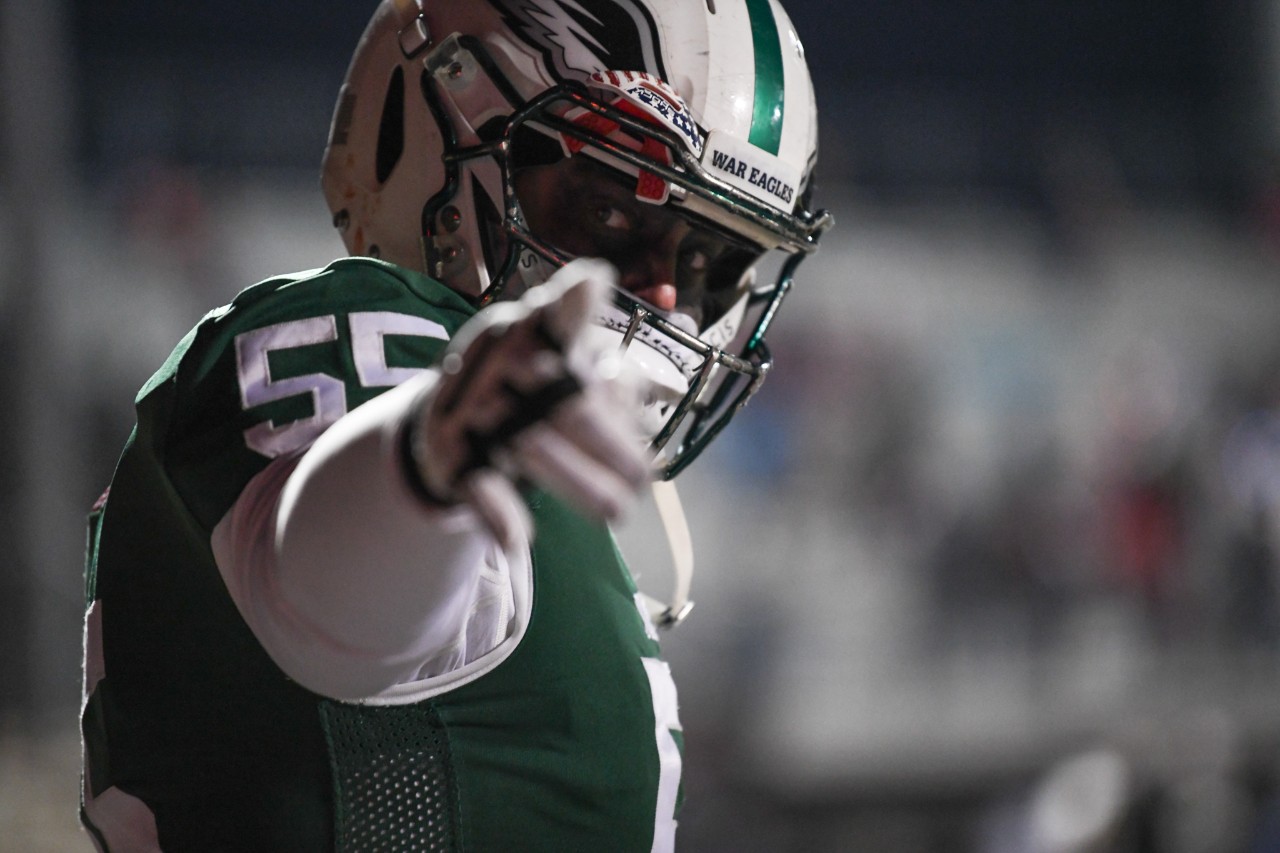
[708,149,795,205]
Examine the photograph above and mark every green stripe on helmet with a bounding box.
[745,0,785,155]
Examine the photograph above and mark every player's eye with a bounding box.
[593,204,630,232]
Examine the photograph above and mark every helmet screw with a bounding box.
[447,62,464,80]
[441,206,462,233]
[332,209,350,231]
[431,244,460,279]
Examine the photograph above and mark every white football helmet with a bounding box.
[322,0,832,477]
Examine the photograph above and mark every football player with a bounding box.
[80,0,829,849]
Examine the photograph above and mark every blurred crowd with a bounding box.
[6,1,1280,849]
[651,190,1280,851]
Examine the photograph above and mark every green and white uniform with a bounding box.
[81,258,683,851]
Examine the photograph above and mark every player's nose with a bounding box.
[617,223,687,312]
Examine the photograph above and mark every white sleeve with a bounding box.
[211,371,512,700]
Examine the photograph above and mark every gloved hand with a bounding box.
[405,259,652,549]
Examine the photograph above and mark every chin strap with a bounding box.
[641,479,696,629]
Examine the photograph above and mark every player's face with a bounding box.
[514,155,760,331]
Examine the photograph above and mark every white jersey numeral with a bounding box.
[350,311,449,387]
[236,316,345,458]
[234,312,448,458]
[642,656,682,853]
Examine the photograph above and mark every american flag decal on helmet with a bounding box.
[588,71,703,158]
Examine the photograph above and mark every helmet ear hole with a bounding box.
[375,66,406,184]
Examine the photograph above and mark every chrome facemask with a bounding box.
[416,33,833,477]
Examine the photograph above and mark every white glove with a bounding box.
[406,259,652,550]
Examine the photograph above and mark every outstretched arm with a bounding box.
[405,258,651,548]
[213,260,650,699]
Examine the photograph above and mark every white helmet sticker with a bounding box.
[700,129,803,213]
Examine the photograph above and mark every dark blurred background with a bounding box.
[4,1,1280,850]
[64,1,1274,207]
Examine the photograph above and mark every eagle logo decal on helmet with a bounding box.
[489,0,668,81]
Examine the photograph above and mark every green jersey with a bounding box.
[81,258,683,851]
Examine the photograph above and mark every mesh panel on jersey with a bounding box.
[319,700,461,852]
